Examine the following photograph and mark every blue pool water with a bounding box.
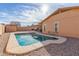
[15,33,57,46]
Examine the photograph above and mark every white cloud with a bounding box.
[0,4,58,25]
[5,16,38,23]
[20,6,42,23]
[0,12,8,17]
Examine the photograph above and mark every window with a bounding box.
[43,24,47,32]
[53,21,59,33]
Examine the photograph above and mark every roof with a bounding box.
[39,6,79,24]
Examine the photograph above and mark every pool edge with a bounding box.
[5,31,67,55]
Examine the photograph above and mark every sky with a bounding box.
[0,3,79,26]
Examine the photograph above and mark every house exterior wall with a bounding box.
[42,9,79,38]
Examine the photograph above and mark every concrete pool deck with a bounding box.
[1,32,79,56]
[6,31,67,55]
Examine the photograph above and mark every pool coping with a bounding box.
[6,31,67,55]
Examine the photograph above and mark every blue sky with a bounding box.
[0,3,79,26]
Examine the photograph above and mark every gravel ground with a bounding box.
[26,37,79,56]
[0,33,79,56]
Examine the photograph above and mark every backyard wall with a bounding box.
[5,24,40,32]
[5,25,17,32]
[42,9,79,38]
[0,24,5,35]
[17,25,40,31]
[17,26,32,31]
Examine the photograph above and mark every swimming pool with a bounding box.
[6,32,66,54]
[15,33,58,46]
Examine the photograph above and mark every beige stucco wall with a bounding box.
[17,25,39,31]
[5,25,17,32]
[0,24,5,35]
[42,9,79,38]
